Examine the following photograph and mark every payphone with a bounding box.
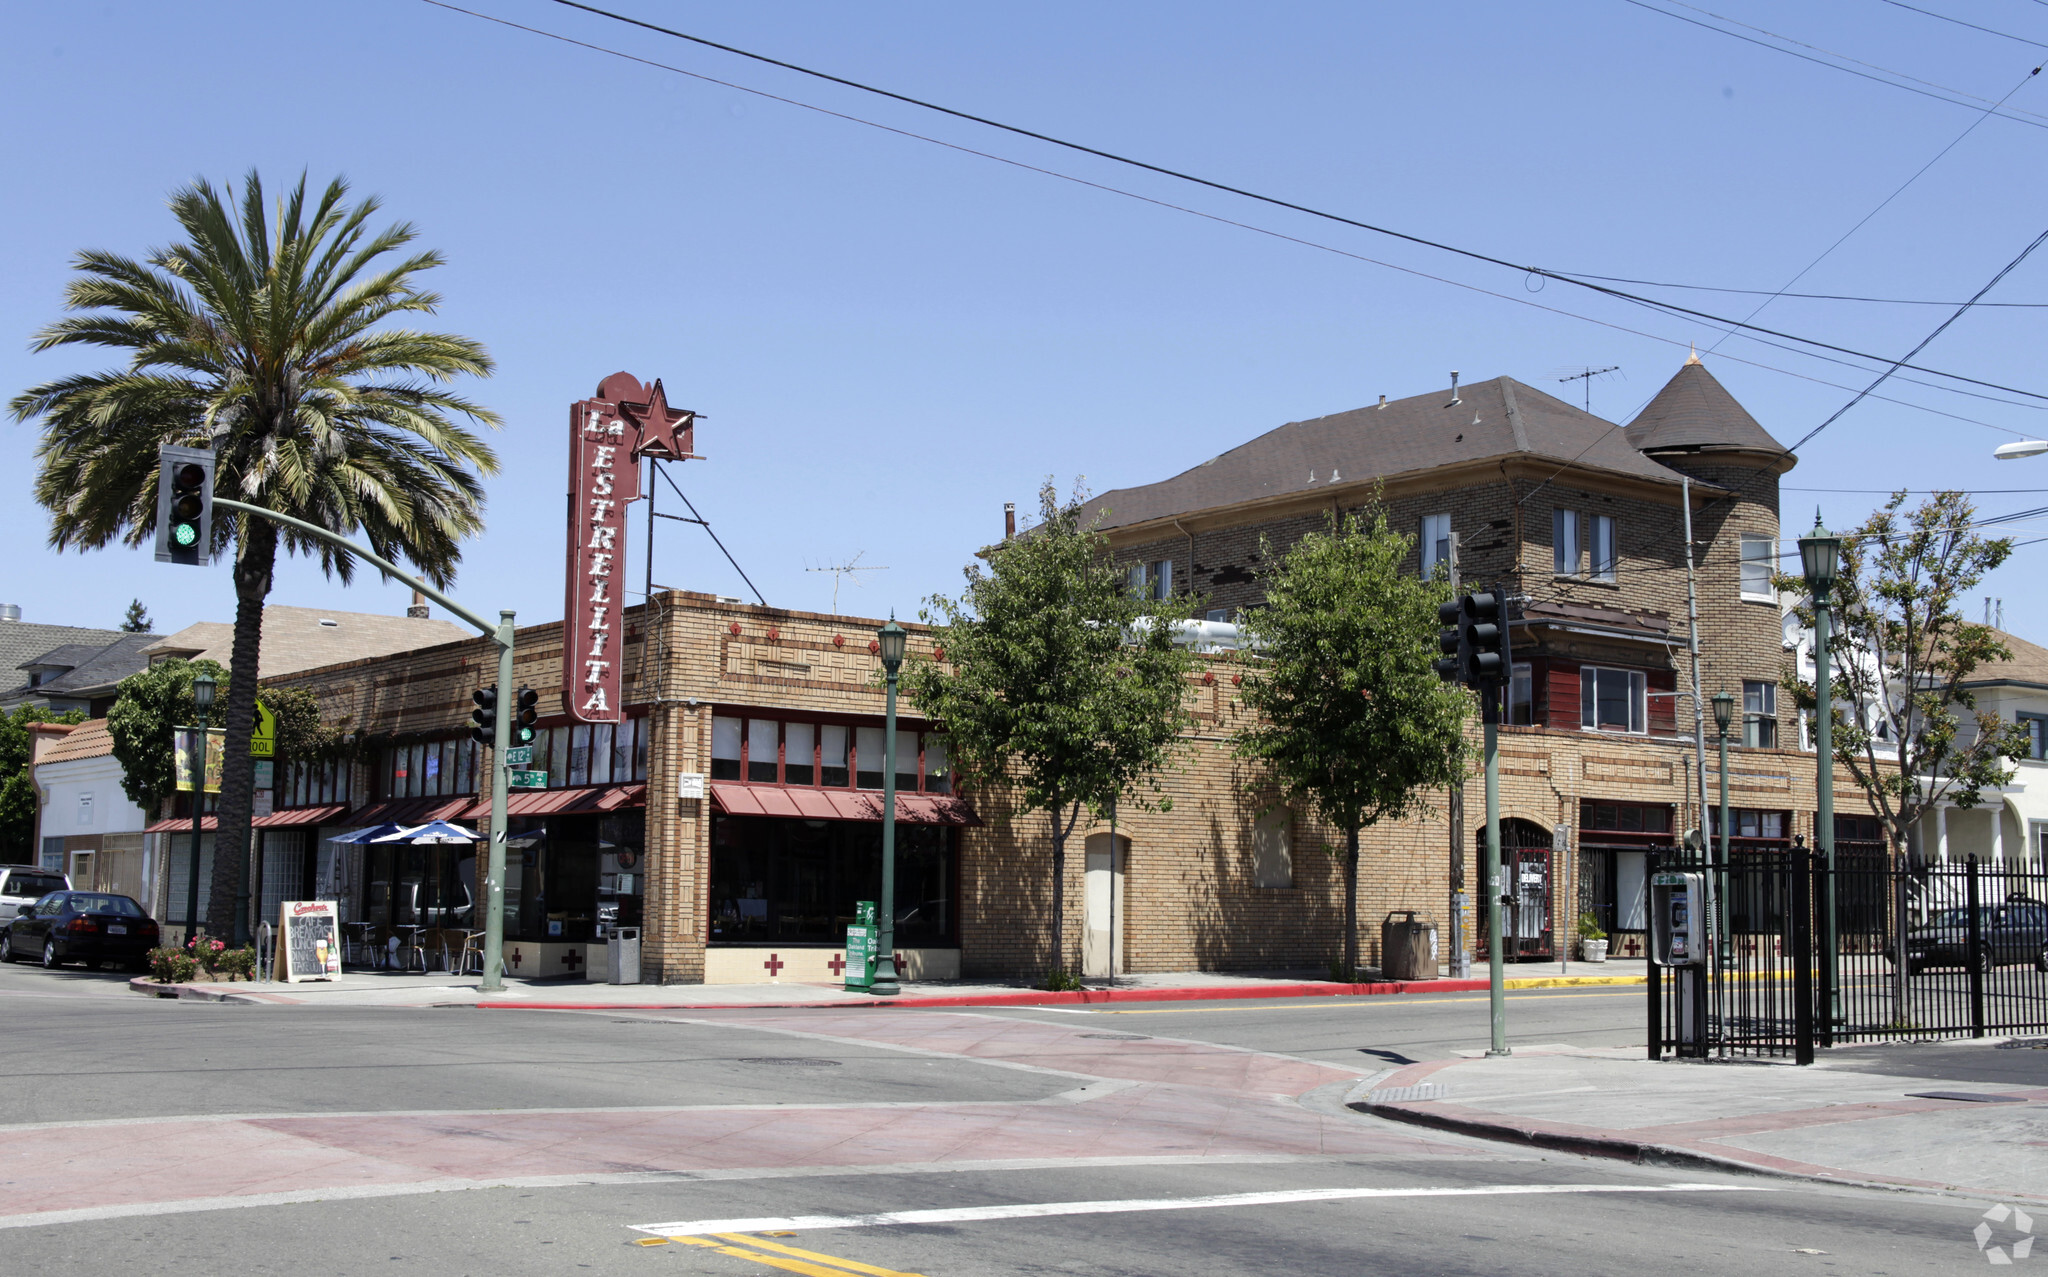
[1650,871,1707,966]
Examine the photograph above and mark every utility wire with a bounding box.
[1788,222,2048,452]
[1554,275,2048,306]
[1875,0,2048,51]
[520,0,2048,405]
[428,0,2043,440]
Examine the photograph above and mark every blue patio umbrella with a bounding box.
[371,820,480,844]
[326,823,408,844]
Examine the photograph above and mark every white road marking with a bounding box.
[632,1182,1766,1237]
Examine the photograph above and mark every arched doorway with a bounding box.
[1477,818,1555,961]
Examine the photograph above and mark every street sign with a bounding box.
[503,745,533,767]
[250,701,276,758]
[508,770,549,789]
[677,771,706,799]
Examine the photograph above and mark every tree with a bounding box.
[0,705,88,862]
[1233,504,1470,976]
[1780,491,2028,868]
[107,658,230,815]
[11,170,500,937]
[902,480,1199,982]
[121,599,151,633]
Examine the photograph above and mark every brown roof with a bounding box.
[1083,376,1697,533]
[1625,357,1790,458]
[1964,627,2048,689]
[141,606,469,679]
[38,718,114,765]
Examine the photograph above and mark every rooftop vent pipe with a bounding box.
[1004,502,1016,539]
[0,604,17,622]
[1448,371,1461,407]
[1377,395,1387,410]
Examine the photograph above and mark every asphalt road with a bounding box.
[0,964,2027,1275]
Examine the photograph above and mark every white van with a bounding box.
[0,865,71,923]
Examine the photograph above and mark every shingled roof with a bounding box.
[1625,356,1790,458]
[1084,376,1697,533]
[1963,627,2048,690]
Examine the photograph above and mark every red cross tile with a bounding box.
[1621,935,1643,957]
[827,954,846,976]
[509,947,523,969]
[763,953,785,976]
[562,949,582,971]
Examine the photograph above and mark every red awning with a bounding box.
[143,802,353,834]
[709,782,980,826]
[455,783,647,819]
[346,797,477,826]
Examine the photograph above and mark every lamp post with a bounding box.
[1798,513,1843,1027]
[1712,689,1734,964]
[186,673,216,945]
[871,617,908,997]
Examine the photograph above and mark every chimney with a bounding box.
[0,604,18,622]
[408,589,430,620]
[1448,371,1461,406]
[1004,502,1016,540]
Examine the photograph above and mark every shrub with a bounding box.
[186,934,228,975]
[1327,956,1362,983]
[148,947,198,984]
[216,945,258,981]
[1576,911,1607,942]
[1043,966,1082,992]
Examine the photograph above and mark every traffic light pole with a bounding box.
[211,499,515,992]
[1484,697,1508,1057]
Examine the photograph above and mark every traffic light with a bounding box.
[514,686,539,745]
[470,685,497,746]
[1434,598,1463,683]
[1463,592,1505,683]
[154,445,215,566]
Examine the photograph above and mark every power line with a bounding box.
[1554,274,2048,307]
[516,0,2048,405]
[1875,0,2048,51]
[1787,221,2048,452]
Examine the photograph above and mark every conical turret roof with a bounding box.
[1625,357,1788,458]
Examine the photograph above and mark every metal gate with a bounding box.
[1651,849,2048,1061]
[1479,819,1554,962]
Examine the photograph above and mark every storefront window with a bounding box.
[924,737,949,794]
[712,716,742,780]
[821,725,848,786]
[785,722,815,785]
[710,815,955,946]
[749,718,780,783]
[856,727,886,789]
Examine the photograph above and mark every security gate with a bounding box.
[1479,819,1555,962]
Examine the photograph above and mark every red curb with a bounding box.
[473,977,1501,1012]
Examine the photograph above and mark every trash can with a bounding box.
[606,927,642,985]
[1381,911,1437,981]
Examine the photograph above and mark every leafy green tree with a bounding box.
[11,170,500,935]
[903,480,1199,982]
[1780,491,2028,867]
[109,662,337,819]
[0,705,88,862]
[1234,504,1470,976]
[121,599,151,633]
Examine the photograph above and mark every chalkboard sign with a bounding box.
[276,900,343,982]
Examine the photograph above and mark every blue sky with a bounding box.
[7,1,2048,642]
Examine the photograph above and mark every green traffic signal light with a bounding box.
[171,522,199,548]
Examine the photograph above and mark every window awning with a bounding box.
[143,802,353,834]
[347,797,477,826]
[709,782,981,826]
[455,783,646,819]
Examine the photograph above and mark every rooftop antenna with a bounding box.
[1556,365,1622,413]
[806,551,889,615]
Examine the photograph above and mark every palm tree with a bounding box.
[10,170,500,939]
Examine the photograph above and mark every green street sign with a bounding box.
[508,770,548,789]
[503,745,534,767]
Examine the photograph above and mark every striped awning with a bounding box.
[709,782,980,826]
[143,802,352,834]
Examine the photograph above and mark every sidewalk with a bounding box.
[1355,1038,2048,1203]
[128,958,1646,1010]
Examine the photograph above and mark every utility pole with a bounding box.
[1447,531,1469,979]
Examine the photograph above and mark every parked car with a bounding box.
[1898,895,2048,974]
[0,891,159,971]
[0,865,70,922]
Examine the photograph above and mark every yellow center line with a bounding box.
[1086,990,1645,1015]
[716,1233,931,1276]
[670,1234,921,1277]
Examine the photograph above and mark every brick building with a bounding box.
[235,357,1874,983]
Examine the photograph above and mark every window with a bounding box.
[1580,666,1647,733]
[820,724,849,787]
[1205,609,1228,623]
[1590,515,1617,582]
[1127,560,1173,600]
[1252,807,1293,888]
[1552,509,1579,575]
[923,736,950,794]
[2020,712,2048,761]
[1709,807,1788,839]
[1508,662,1533,726]
[747,718,780,783]
[711,716,742,781]
[1420,513,1452,578]
[784,721,815,785]
[856,726,886,789]
[1583,801,1672,834]
[1740,533,1775,602]
[1743,680,1778,747]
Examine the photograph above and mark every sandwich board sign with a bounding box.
[276,900,344,982]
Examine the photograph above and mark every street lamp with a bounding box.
[1798,512,1843,1030]
[871,617,909,997]
[186,673,216,946]
[1994,439,2048,460]
[1711,689,1734,963]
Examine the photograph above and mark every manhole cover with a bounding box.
[1080,1033,1149,1040]
[737,1057,842,1067]
[1907,1091,2028,1104]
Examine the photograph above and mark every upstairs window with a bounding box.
[1590,515,1617,582]
[2020,711,2048,761]
[1743,680,1778,748]
[1127,560,1173,600]
[1740,534,1775,602]
[1507,662,1534,726]
[1420,513,1452,578]
[1552,509,1580,575]
[1580,666,1647,734]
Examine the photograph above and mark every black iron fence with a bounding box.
[1650,850,2048,1061]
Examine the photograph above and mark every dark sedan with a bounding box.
[0,892,159,971]
[1897,896,2048,974]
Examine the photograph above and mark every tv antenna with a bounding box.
[806,551,889,614]
[1555,365,1622,413]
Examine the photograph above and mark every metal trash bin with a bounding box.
[606,927,642,985]
[1381,911,1437,981]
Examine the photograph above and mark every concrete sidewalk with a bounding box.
[128,958,1647,1009]
[1355,1038,2048,1203]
